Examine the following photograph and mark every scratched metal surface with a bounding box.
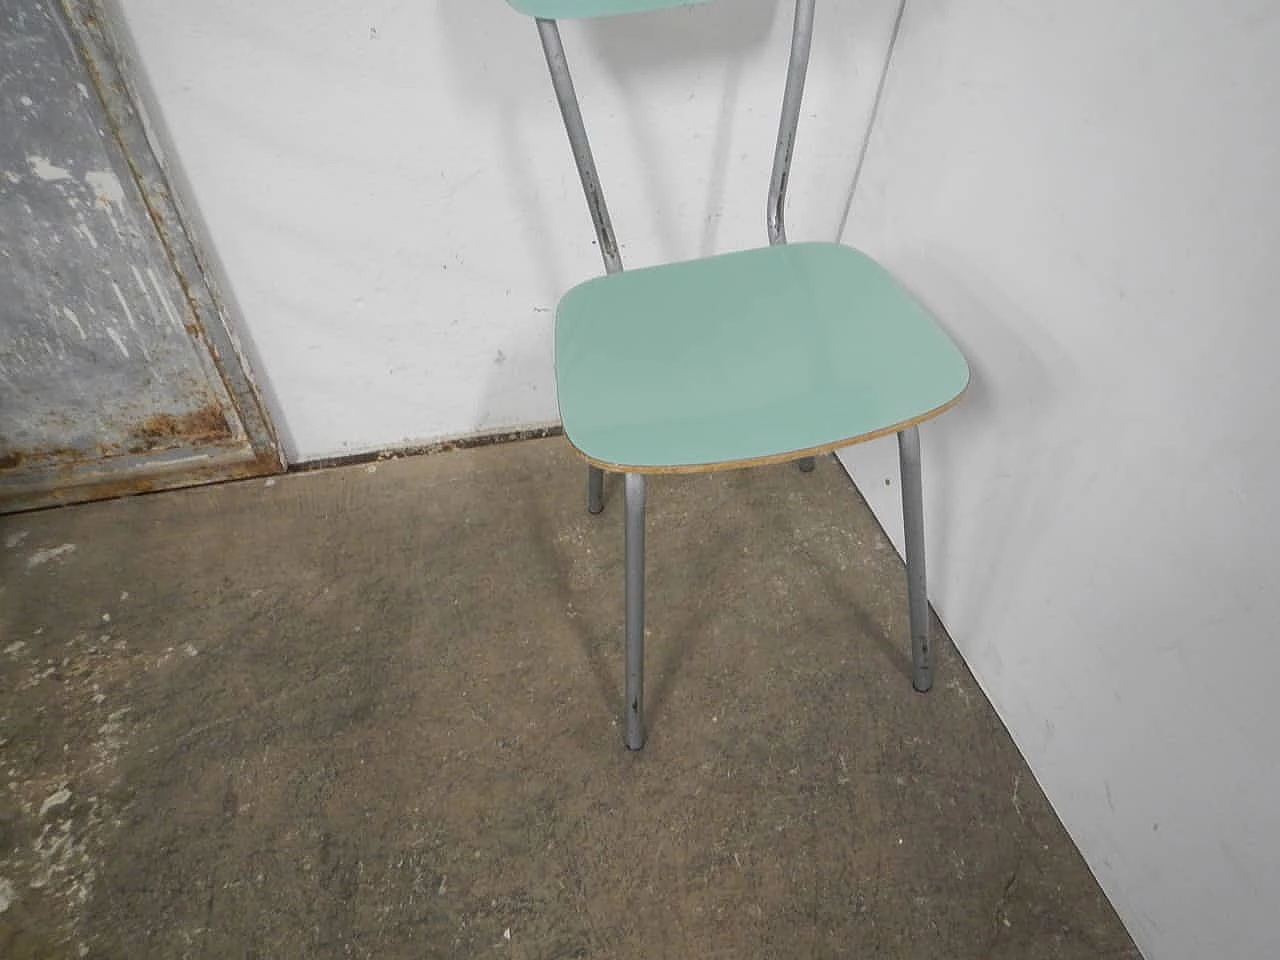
[0,0,275,511]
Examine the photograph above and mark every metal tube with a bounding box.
[772,2,816,476]
[766,0,817,246]
[897,427,932,692]
[588,464,605,514]
[536,19,623,276]
[537,19,618,514]
[624,473,647,749]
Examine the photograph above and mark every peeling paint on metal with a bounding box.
[109,281,138,330]
[105,326,130,358]
[26,154,72,181]
[61,305,87,339]
[0,0,282,513]
[84,168,124,208]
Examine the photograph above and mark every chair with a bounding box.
[505,0,969,750]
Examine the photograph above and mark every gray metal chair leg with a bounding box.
[624,472,646,749]
[798,456,816,473]
[588,465,605,515]
[897,427,932,692]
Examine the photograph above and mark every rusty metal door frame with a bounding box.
[1,1,283,512]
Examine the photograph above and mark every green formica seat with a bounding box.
[506,0,969,750]
[557,242,968,471]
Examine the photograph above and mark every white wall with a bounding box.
[111,0,903,463]
[838,2,1280,958]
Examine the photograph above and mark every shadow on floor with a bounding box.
[0,438,1140,959]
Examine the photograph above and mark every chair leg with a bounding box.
[624,472,646,749]
[897,426,932,692]
[588,465,605,515]
[797,456,816,473]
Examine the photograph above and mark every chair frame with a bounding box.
[532,0,932,750]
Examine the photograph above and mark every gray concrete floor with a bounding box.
[0,438,1139,959]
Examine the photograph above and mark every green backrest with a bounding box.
[505,0,716,19]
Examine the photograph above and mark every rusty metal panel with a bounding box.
[0,0,281,513]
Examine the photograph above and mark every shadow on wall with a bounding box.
[893,247,1082,668]
[574,4,781,261]
[433,0,778,284]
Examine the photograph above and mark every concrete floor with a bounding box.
[0,438,1139,959]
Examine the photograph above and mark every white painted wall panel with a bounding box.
[111,0,901,462]
[838,3,1280,957]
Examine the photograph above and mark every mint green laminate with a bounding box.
[555,242,970,471]
[505,0,714,19]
